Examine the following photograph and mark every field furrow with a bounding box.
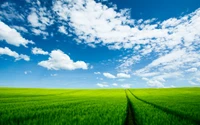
[126,89,195,125]
[128,89,200,125]
[129,88,200,123]
[124,90,137,125]
[0,88,199,125]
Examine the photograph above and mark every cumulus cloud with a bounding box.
[52,0,200,87]
[53,0,200,51]
[96,82,109,87]
[38,50,88,70]
[118,8,200,87]
[32,47,49,55]
[117,73,131,78]
[103,72,116,79]
[1,0,200,88]
[0,21,34,47]
[53,0,134,47]
[0,47,30,61]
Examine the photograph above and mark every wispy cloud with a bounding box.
[117,73,131,78]
[0,47,30,61]
[0,21,34,47]
[94,72,101,75]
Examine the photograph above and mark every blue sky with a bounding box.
[0,0,200,88]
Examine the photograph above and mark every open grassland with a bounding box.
[0,88,127,125]
[0,87,200,125]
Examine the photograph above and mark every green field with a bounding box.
[0,88,199,125]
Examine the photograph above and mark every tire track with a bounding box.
[127,89,200,125]
[124,90,137,125]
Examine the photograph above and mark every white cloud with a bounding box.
[112,83,118,86]
[58,26,68,35]
[32,29,48,36]
[133,47,200,87]
[186,68,198,72]
[27,3,54,36]
[0,2,24,22]
[53,0,200,52]
[27,12,41,27]
[32,47,49,55]
[164,85,176,88]
[38,50,88,70]
[169,85,176,88]
[94,72,101,74]
[121,84,132,88]
[141,77,165,88]
[1,0,199,88]
[0,47,30,61]
[53,0,135,47]
[195,78,200,82]
[117,73,131,78]
[0,21,34,47]
[96,83,109,87]
[117,55,141,73]
[39,0,200,88]
[146,80,165,88]
[103,72,116,79]
[142,77,149,81]
[12,26,28,33]
[188,81,199,86]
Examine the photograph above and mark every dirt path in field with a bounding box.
[124,90,137,125]
[127,89,200,125]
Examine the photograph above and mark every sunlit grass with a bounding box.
[128,88,200,125]
[0,88,127,125]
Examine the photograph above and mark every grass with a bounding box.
[0,87,199,125]
[126,89,196,125]
[0,88,127,125]
[130,88,200,123]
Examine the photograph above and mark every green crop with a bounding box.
[129,88,200,124]
[0,87,200,125]
[126,89,196,125]
[0,88,127,125]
